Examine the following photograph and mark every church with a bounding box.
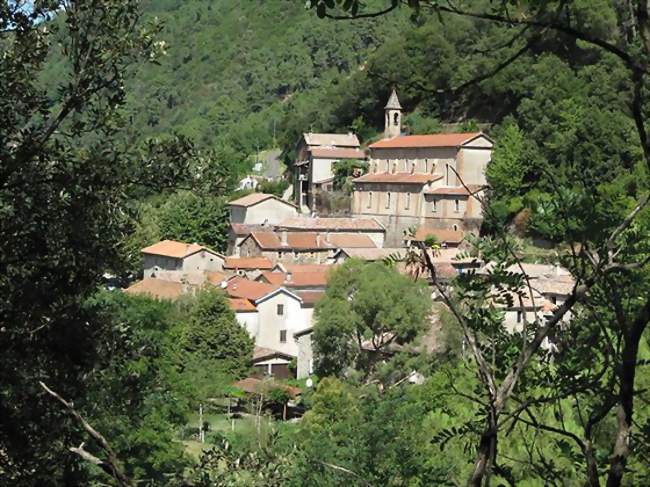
[351,89,494,246]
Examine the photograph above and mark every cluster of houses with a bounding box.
[123,90,574,381]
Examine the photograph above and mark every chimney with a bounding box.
[281,230,288,245]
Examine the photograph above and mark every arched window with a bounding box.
[446,164,450,185]
[432,199,437,213]
[405,192,410,210]
[386,192,391,209]
[367,192,373,209]
[393,112,399,126]
[454,200,460,213]
[453,224,458,231]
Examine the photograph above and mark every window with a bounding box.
[367,191,373,208]
[405,192,410,210]
[280,330,287,343]
[454,199,460,213]
[446,164,450,185]
[432,199,438,213]
[277,304,284,316]
[393,112,399,125]
[516,311,523,323]
[386,192,391,209]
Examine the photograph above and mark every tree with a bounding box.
[313,259,431,378]
[157,191,230,252]
[181,286,254,379]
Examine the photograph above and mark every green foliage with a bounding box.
[181,287,254,379]
[333,159,368,193]
[257,178,290,197]
[313,259,431,377]
[83,291,192,483]
[157,191,229,251]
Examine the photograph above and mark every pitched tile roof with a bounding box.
[369,132,483,149]
[328,233,376,248]
[124,278,184,300]
[279,263,336,273]
[413,227,465,244]
[223,256,274,270]
[426,184,485,196]
[225,276,278,301]
[230,223,270,235]
[228,193,297,209]
[277,217,384,232]
[310,147,366,159]
[303,132,360,147]
[247,231,376,250]
[259,270,330,287]
[252,346,294,361]
[228,297,257,312]
[296,290,326,306]
[141,240,205,258]
[205,271,227,285]
[352,172,443,184]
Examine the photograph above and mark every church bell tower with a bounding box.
[384,88,402,139]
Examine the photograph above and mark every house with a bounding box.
[237,230,376,264]
[251,346,295,379]
[141,240,225,280]
[293,132,364,211]
[223,256,274,279]
[225,276,313,358]
[351,89,493,245]
[275,217,386,248]
[256,267,332,291]
[227,193,299,254]
[124,277,186,300]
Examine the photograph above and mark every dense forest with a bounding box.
[3,0,650,486]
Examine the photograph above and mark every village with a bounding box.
[124,90,574,385]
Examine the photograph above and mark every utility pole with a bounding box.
[199,403,204,443]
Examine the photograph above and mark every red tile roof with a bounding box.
[296,290,326,306]
[277,217,384,232]
[124,278,184,300]
[252,346,294,361]
[413,228,465,244]
[310,147,366,159]
[329,233,376,248]
[369,132,483,149]
[228,297,257,312]
[353,172,443,184]
[259,270,330,287]
[230,223,269,235]
[205,271,227,285]
[225,276,278,301]
[224,256,274,270]
[141,240,204,258]
[426,185,485,196]
[233,377,301,397]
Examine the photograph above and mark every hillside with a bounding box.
[115,1,408,159]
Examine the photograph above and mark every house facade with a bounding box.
[351,89,493,246]
[293,132,364,211]
[227,193,299,254]
[141,240,225,280]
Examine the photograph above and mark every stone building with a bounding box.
[293,132,365,211]
[351,89,493,246]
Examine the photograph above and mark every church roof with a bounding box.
[303,132,360,148]
[385,88,402,110]
[369,132,484,149]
